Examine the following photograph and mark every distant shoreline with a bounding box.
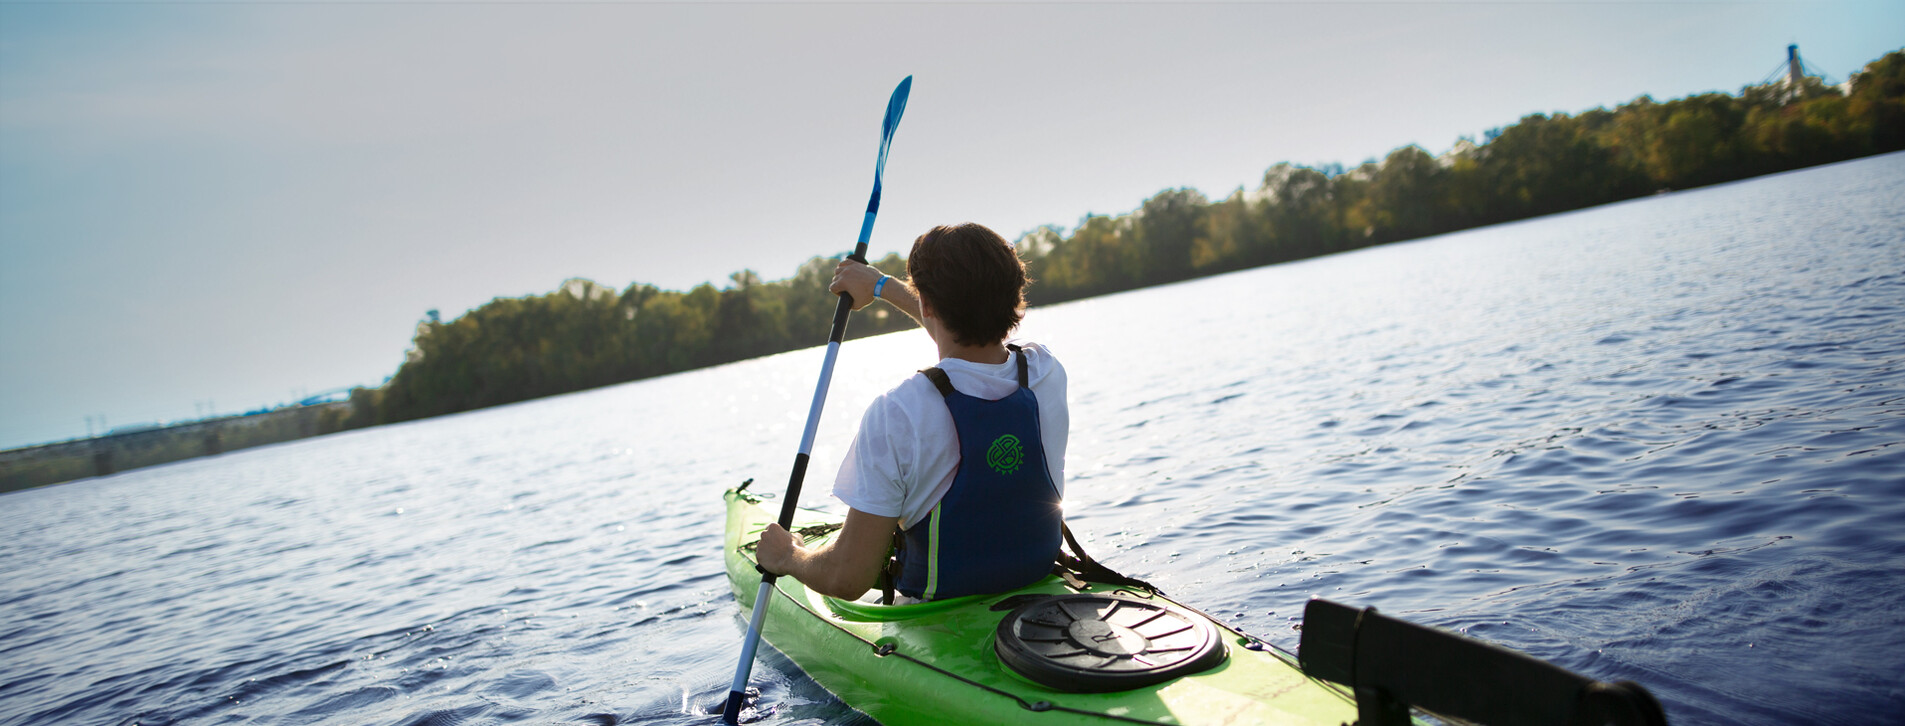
[0,403,350,493]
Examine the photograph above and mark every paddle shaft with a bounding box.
[777,209,876,533]
[723,77,909,725]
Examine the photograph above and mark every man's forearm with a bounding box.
[785,540,873,600]
[880,278,925,328]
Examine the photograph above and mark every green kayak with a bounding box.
[721,486,1359,725]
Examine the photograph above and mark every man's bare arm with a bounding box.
[755,507,899,600]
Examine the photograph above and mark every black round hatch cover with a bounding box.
[994,594,1227,693]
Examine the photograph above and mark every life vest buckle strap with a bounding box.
[880,528,906,605]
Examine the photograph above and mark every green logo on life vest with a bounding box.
[986,434,1024,475]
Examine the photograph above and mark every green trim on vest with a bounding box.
[924,506,944,600]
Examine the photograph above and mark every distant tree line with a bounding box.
[1021,50,1905,301]
[372,254,917,423]
[357,49,1904,426]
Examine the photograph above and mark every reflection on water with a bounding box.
[2,152,1903,726]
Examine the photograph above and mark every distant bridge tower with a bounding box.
[1765,43,1824,105]
[1787,44,1805,95]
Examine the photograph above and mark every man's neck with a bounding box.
[921,309,1010,365]
[937,339,1010,365]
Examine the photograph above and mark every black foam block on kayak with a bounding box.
[1297,598,1669,726]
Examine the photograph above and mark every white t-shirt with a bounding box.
[833,342,1068,530]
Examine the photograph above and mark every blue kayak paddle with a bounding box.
[721,74,912,725]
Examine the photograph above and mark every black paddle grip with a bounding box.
[777,453,811,529]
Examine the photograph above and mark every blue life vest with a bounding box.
[896,346,1063,600]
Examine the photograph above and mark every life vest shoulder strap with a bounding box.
[919,367,955,398]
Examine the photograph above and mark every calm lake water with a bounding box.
[4,152,1903,726]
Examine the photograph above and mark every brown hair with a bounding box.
[906,223,1028,347]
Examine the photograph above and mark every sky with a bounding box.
[2,0,1900,450]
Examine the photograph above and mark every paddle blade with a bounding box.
[874,75,912,183]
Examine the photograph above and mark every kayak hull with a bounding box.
[722,488,1357,725]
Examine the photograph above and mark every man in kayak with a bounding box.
[755,222,1069,602]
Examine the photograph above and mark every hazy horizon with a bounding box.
[3,1,1901,449]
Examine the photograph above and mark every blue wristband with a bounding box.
[874,275,890,299]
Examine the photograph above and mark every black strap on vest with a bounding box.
[1054,522,1161,594]
[881,530,904,605]
[920,367,954,397]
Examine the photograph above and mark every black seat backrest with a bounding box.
[1298,599,1669,726]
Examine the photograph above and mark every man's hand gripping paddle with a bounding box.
[720,75,912,725]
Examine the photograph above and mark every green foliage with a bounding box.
[370,49,1904,424]
[1848,50,1905,151]
[1019,48,1904,306]
[378,256,918,424]
[1135,188,1210,284]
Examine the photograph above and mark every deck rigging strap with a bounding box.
[1055,522,1162,595]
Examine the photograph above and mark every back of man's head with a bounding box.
[907,223,1028,347]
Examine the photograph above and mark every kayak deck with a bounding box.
[722,488,1358,725]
